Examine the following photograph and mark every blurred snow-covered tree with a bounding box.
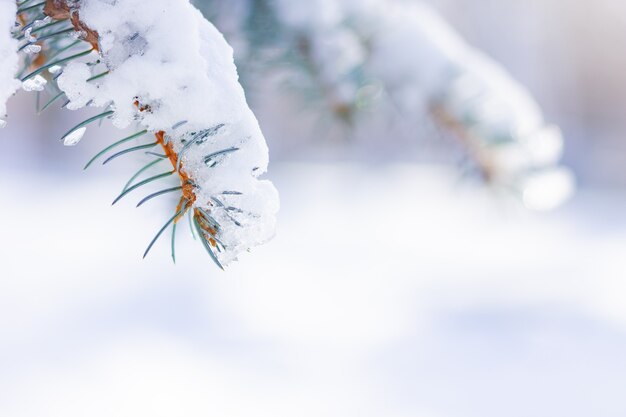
[194,0,575,211]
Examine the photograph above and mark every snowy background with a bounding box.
[1,1,626,416]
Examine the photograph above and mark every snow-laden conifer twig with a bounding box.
[200,0,574,210]
[363,1,574,211]
[0,0,21,127]
[14,0,279,267]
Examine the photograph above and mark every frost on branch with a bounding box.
[0,1,20,127]
[45,0,279,267]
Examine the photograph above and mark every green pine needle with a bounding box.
[87,71,110,82]
[21,48,93,82]
[102,141,158,165]
[193,216,224,270]
[47,39,82,61]
[84,130,148,170]
[60,110,114,143]
[143,201,188,259]
[171,222,178,264]
[17,18,69,41]
[112,170,175,206]
[203,147,239,167]
[121,159,164,193]
[136,186,183,208]
[38,91,65,113]
[19,27,75,51]
[187,210,197,241]
[144,152,168,159]
[16,0,46,14]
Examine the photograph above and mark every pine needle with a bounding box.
[21,48,94,82]
[143,201,188,259]
[136,186,183,208]
[84,130,148,170]
[121,159,164,193]
[171,222,178,264]
[203,147,239,167]
[102,141,157,165]
[17,18,69,40]
[38,91,65,114]
[187,210,197,241]
[193,216,224,270]
[60,110,114,143]
[112,170,175,205]
[19,27,75,51]
[16,0,46,14]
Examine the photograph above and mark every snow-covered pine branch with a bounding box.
[0,1,20,127]
[15,0,279,268]
[199,0,574,210]
[361,1,575,211]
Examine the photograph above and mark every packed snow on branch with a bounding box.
[0,1,20,127]
[57,0,279,265]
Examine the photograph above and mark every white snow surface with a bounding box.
[57,0,279,265]
[0,0,20,123]
[22,74,47,92]
[0,163,624,417]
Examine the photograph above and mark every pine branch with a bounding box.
[8,0,279,267]
[199,0,574,209]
